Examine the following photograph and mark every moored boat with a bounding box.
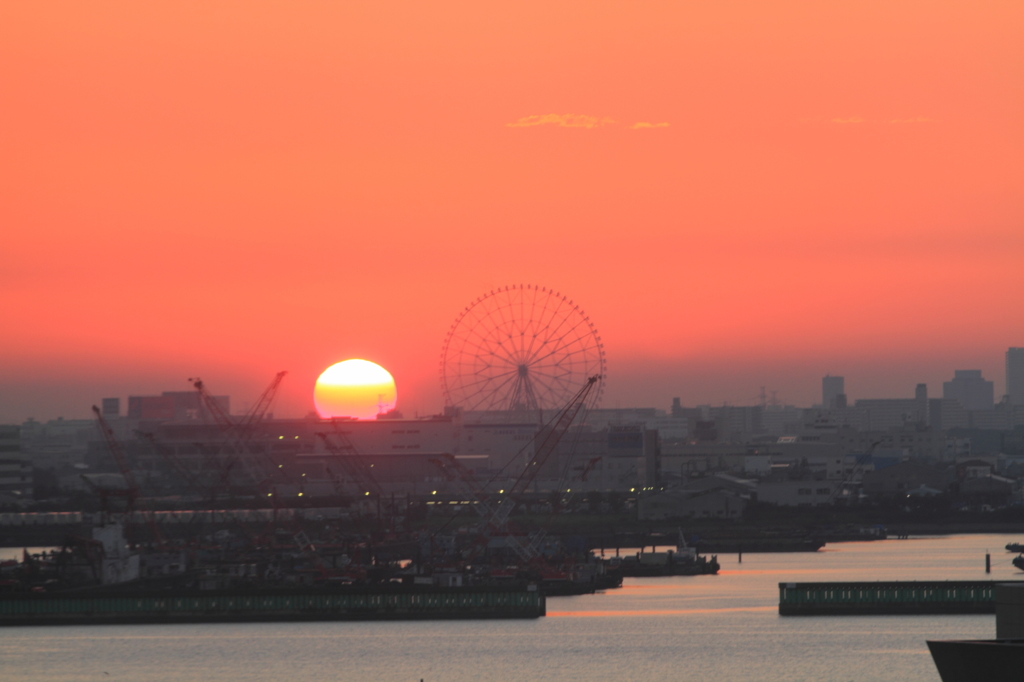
[601,530,719,577]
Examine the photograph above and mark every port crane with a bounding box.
[315,422,383,500]
[189,371,287,492]
[431,375,600,561]
[189,373,325,561]
[574,457,602,483]
[90,405,163,544]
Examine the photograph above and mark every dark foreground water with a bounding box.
[3,534,1019,682]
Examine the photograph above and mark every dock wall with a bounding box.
[0,587,545,625]
[779,581,1024,616]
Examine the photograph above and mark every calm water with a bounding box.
[2,534,1020,682]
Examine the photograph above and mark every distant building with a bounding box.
[19,417,99,470]
[757,480,837,507]
[637,486,748,520]
[854,398,926,430]
[861,460,952,498]
[127,392,230,421]
[0,425,32,501]
[943,370,994,411]
[101,398,120,418]
[822,375,845,409]
[1008,348,1024,406]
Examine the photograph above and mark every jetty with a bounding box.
[0,585,545,625]
[778,580,1024,616]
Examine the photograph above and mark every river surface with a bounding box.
[2,534,1021,682]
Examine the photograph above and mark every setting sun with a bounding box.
[313,359,397,420]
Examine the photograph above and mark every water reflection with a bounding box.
[0,534,1015,682]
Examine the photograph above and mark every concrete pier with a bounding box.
[779,581,1024,616]
[0,585,546,625]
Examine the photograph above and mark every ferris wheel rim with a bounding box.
[439,284,605,413]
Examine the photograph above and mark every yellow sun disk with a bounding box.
[314,359,397,420]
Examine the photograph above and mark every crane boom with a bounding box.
[508,376,599,496]
[429,375,600,562]
[92,406,141,501]
[188,373,287,490]
[91,406,163,543]
[315,422,383,498]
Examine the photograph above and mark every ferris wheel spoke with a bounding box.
[452,367,519,391]
[525,292,569,362]
[528,313,591,364]
[479,298,524,363]
[527,367,576,388]
[526,337,594,369]
[459,312,508,346]
[520,288,549,362]
[528,370,575,401]
[455,333,521,366]
[528,340,600,365]
[535,295,574,344]
[459,372,519,410]
[509,290,534,363]
[534,320,600,360]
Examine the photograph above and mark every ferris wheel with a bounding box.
[440,284,605,413]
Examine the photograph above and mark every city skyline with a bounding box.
[3,349,1020,424]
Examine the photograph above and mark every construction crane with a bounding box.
[315,422,383,499]
[188,372,287,492]
[430,375,600,562]
[135,429,235,507]
[490,375,599,529]
[136,430,204,492]
[91,406,163,544]
[574,457,602,483]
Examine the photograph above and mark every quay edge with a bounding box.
[0,585,546,626]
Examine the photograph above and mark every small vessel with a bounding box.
[1013,554,1024,572]
[604,529,719,577]
[1006,542,1024,553]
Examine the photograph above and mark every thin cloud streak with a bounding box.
[506,114,615,128]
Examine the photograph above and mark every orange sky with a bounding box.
[2,1,1022,421]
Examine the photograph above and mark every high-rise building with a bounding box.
[101,398,120,418]
[822,375,845,409]
[1007,348,1024,406]
[942,370,994,411]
